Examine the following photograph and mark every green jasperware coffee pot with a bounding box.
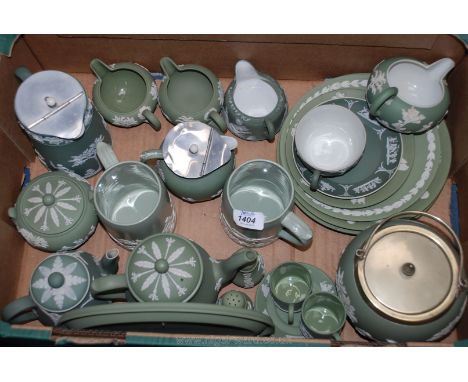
[90,59,161,130]
[140,121,237,202]
[14,67,112,178]
[91,233,258,304]
[336,211,468,342]
[366,57,454,134]
[1,250,119,326]
[8,171,98,252]
[158,57,227,133]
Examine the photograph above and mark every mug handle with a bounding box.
[309,169,321,191]
[96,142,119,170]
[265,119,276,142]
[1,296,38,324]
[142,109,161,131]
[287,304,294,325]
[332,333,342,341]
[279,212,313,248]
[15,67,32,82]
[208,110,227,133]
[140,149,164,163]
[91,274,128,301]
[369,87,398,116]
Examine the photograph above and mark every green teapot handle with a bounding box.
[369,87,398,116]
[140,149,164,163]
[265,119,276,142]
[160,57,179,78]
[287,304,294,325]
[142,109,161,131]
[308,169,321,191]
[90,58,111,80]
[1,296,38,324]
[208,110,227,133]
[91,274,128,301]
[15,67,32,82]
[279,211,313,248]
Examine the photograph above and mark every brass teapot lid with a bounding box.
[14,70,87,139]
[162,121,237,178]
[355,211,466,323]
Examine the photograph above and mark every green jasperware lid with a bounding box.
[127,234,203,303]
[30,254,90,313]
[19,172,87,236]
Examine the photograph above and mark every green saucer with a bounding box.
[254,263,337,337]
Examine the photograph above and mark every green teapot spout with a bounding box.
[217,249,258,282]
[160,57,179,78]
[99,248,120,275]
[90,58,112,80]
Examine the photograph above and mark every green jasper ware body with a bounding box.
[9,171,98,252]
[156,154,235,202]
[231,248,265,288]
[225,73,287,141]
[158,57,226,132]
[366,57,450,134]
[91,59,160,129]
[337,220,467,342]
[1,251,119,326]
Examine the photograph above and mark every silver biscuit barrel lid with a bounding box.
[14,70,87,139]
[162,121,237,178]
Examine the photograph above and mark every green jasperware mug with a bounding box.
[14,67,112,178]
[225,60,288,142]
[220,160,313,248]
[158,57,227,133]
[8,170,98,252]
[1,250,119,326]
[90,59,161,130]
[366,57,455,134]
[269,262,313,324]
[94,142,176,250]
[299,292,346,340]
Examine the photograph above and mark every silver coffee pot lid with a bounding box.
[14,70,87,139]
[162,121,237,178]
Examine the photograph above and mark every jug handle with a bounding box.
[208,110,227,133]
[265,119,275,142]
[369,87,398,116]
[15,67,32,82]
[90,58,111,80]
[140,149,164,163]
[142,109,161,131]
[308,169,321,192]
[91,274,128,301]
[279,212,313,248]
[96,142,119,170]
[160,57,179,78]
[1,296,38,324]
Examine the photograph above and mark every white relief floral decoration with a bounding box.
[368,70,387,95]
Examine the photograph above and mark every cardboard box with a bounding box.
[0,35,467,346]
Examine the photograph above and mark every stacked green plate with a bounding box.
[277,73,452,234]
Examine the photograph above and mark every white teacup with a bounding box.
[294,104,366,190]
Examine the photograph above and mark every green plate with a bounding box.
[287,123,450,233]
[280,88,415,210]
[254,263,336,337]
[293,98,403,199]
[58,302,274,336]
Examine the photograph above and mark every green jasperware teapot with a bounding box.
[1,250,119,326]
[8,170,98,252]
[336,211,468,343]
[90,59,161,130]
[366,57,454,134]
[91,233,258,304]
[158,57,227,133]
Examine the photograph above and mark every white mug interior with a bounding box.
[233,78,278,117]
[294,104,366,174]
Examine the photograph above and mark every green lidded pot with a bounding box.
[8,171,98,252]
[217,290,253,310]
[1,250,119,326]
[225,60,288,142]
[14,67,112,178]
[336,211,468,342]
[140,121,237,202]
[366,57,454,134]
[90,59,161,130]
[158,57,227,133]
[91,233,258,304]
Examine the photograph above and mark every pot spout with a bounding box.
[219,249,258,281]
[100,248,120,275]
[427,58,455,82]
[235,60,261,82]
